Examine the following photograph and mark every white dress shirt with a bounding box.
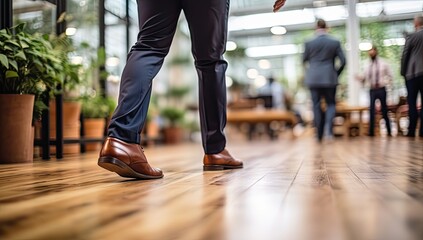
[363,57,393,89]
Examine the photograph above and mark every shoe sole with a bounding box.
[203,164,243,171]
[98,156,163,179]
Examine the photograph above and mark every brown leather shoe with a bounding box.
[98,137,163,179]
[203,149,243,171]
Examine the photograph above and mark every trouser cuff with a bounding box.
[108,127,140,144]
[204,141,226,154]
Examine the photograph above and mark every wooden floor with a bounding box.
[0,135,422,240]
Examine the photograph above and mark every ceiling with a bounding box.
[231,0,347,15]
[218,0,422,87]
[229,0,422,33]
[226,0,422,55]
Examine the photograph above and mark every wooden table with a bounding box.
[227,109,297,140]
[335,105,368,137]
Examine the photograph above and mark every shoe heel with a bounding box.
[203,165,224,171]
[98,156,127,172]
[98,156,163,179]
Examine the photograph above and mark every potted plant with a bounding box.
[47,34,84,154]
[0,23,62,163]
[142,95,161,145]
[81,94,116,151]
[160,107,186,144]
[158,85,191,144]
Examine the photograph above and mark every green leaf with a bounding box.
[20,40,29,49]
[13,23,26,33]
[57,12,66,23]
[0,54,9,68]
[9,59,18,71]
[80,42,91,49]
[97,47,106,65]
[5,70,19,79]
[4,45,13,51]
[5,40,20,48]
[15,51,26,60]
[20,37,31,44]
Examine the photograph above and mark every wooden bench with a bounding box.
[335,105,368,137]
[226,109,297,140]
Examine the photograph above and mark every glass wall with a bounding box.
[13,0,56,34]
[9,0,423,140]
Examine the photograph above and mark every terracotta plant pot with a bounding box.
[163,126,184,144]
[49,100,81,154]
[83,118,105,151]
[0,94,35,163]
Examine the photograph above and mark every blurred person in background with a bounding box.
[303,19,346,142]
[356,46,392,137]
[401,14,423,138]
[257,76,286,110]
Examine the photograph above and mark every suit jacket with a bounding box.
[303,32,346,88]
[401,27,423,80]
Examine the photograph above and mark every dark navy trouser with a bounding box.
[405,75,423,137]
[108,0,230,154]
[310,87,337,140]
[369,87,391,136]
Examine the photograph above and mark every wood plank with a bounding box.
[0,137,422,240]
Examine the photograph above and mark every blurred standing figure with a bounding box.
[401,15,423,138]
[357,46,392,137]
[257,76,286,110]
[303,19,346,142]
[97,0,288,179]
[269,77,286,110]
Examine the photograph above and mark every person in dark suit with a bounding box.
[401,15,423,138]
[98,0,288,179]
[356,46,392,137]
[303,19,346,142]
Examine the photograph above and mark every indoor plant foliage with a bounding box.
[160,107,185,128]
[0,23,66,126]
[81,94,116,119]
[0,23,62,98]
[48,34,82,99]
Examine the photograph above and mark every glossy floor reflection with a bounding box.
[0,136,422,240]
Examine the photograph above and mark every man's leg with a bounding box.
[183,0,242,171]
[369,90,377,136]
[182,0,229,154]
[99,0,182,179]
[406,78,418,137]
[108,0,182,144]
[379,88,392,136]
[417,76,423,137]
[322,87,337,138]
[310,88,323,141]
